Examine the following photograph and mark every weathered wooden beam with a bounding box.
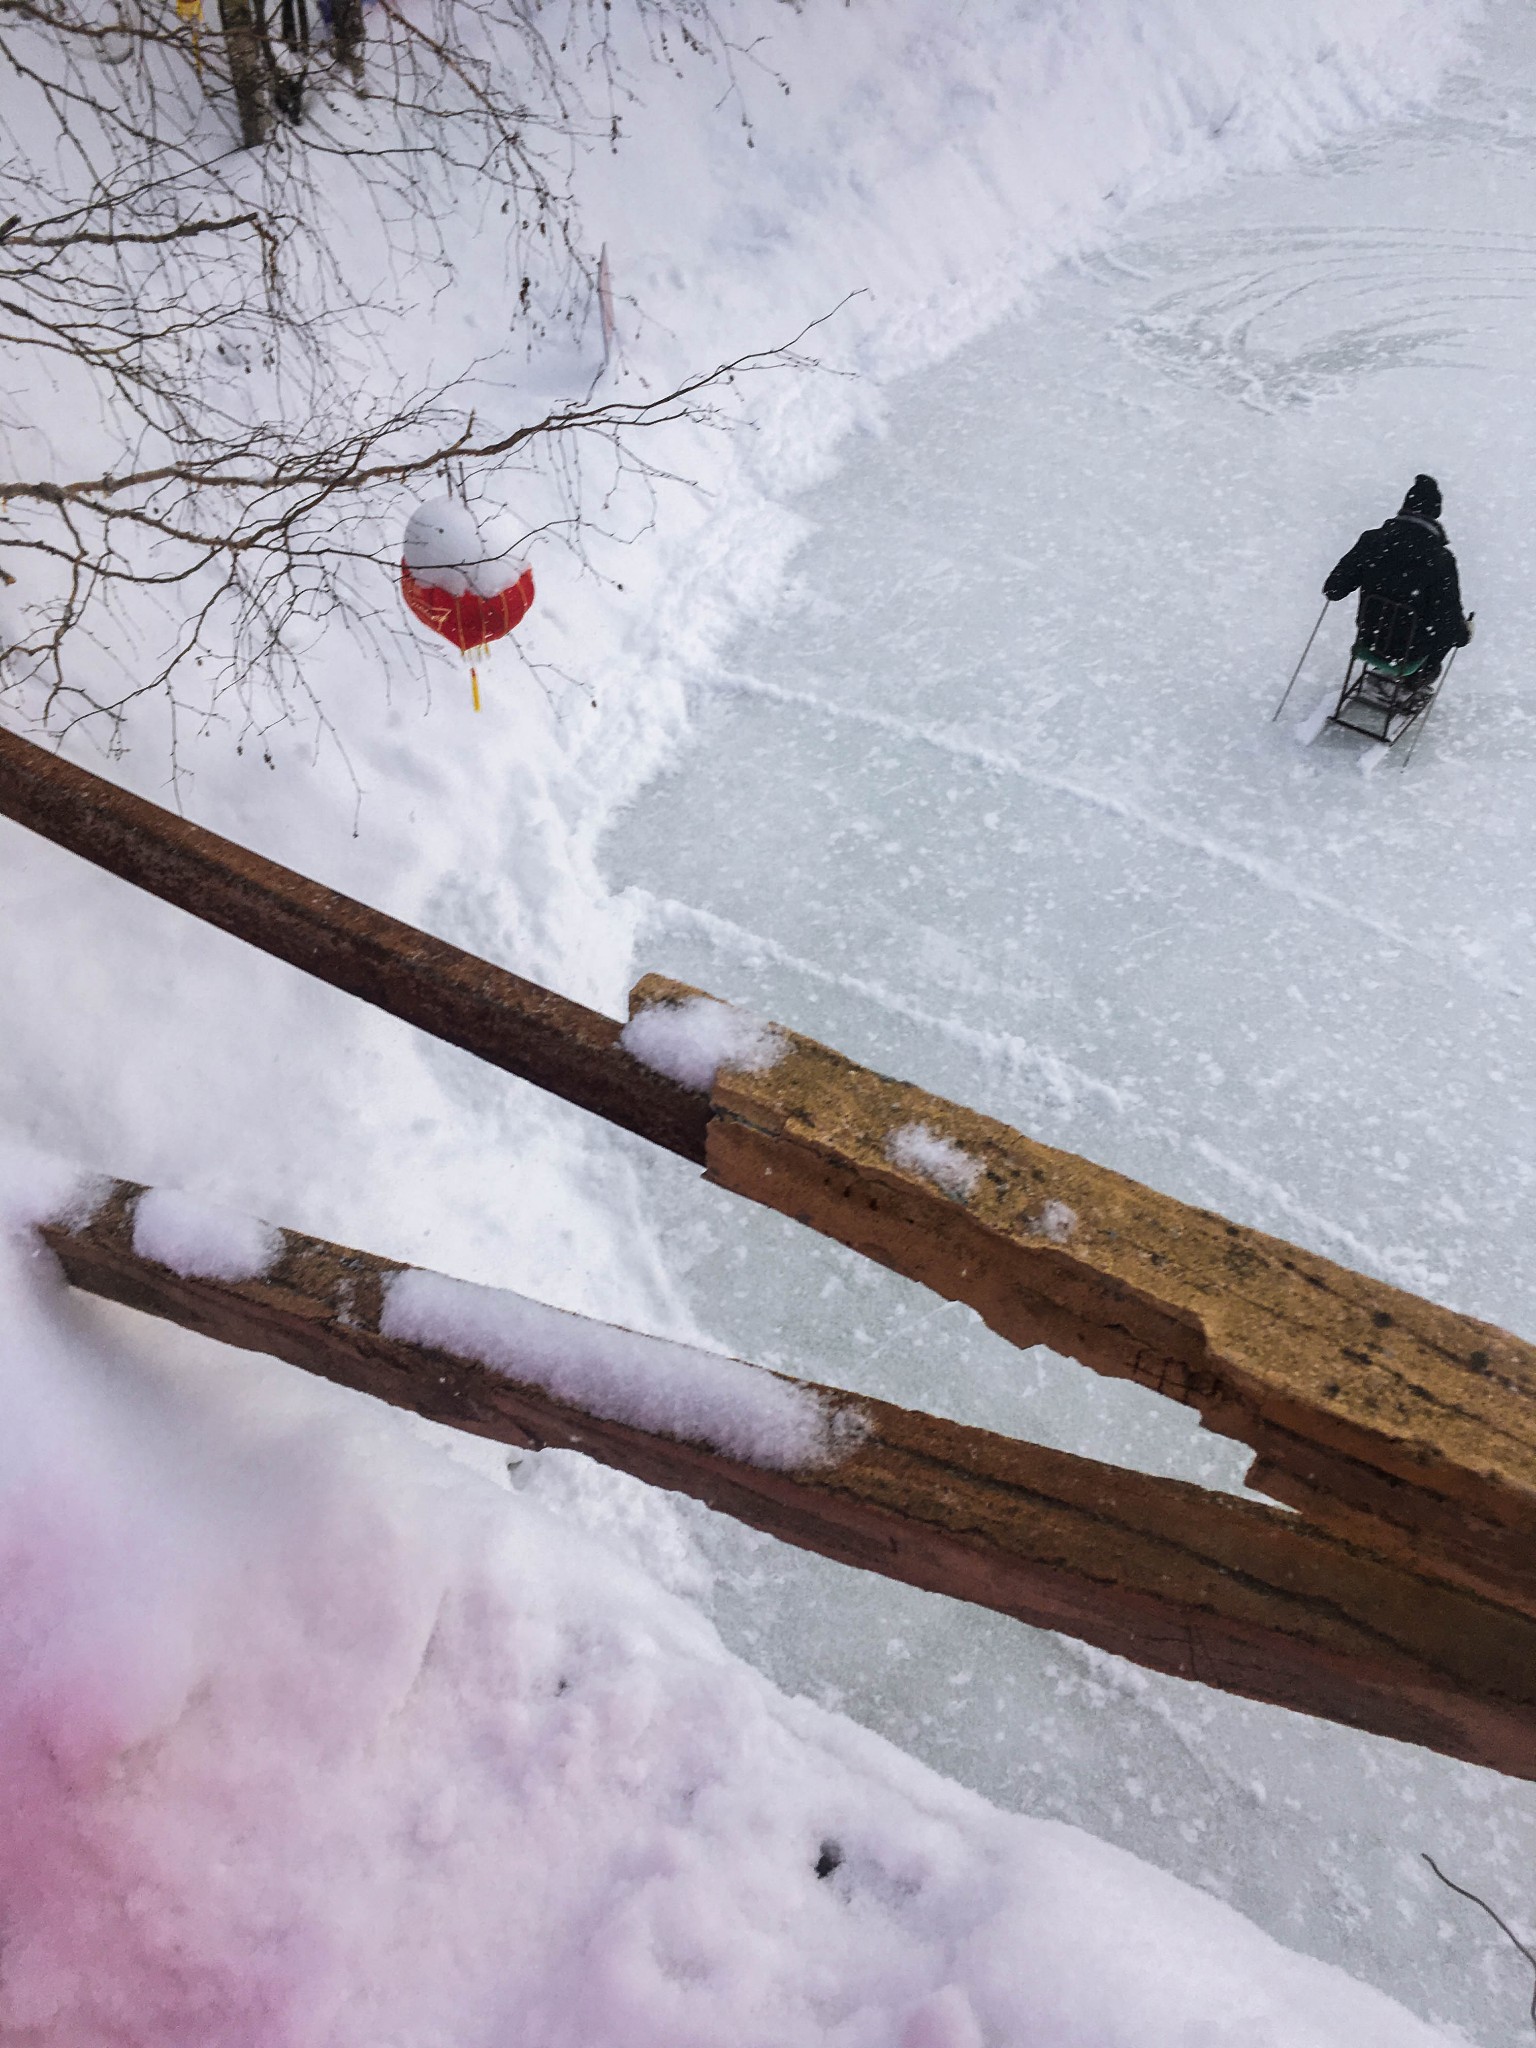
[38,1177,1536,1781]
[624,975,1536,1624]
[7,721,1536,1633]
[0,727,708,1162]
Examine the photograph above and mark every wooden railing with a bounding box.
[3,724,1534,1779]
[0,729,708,1162]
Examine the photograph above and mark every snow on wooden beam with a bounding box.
[0,727,709,1163]
[625,972,1536,1627]
[39,1178,1536,1781]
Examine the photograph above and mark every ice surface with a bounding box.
[382,1264,844,1469]
[619,993,785,1091]
[401,497,526,600]
[885,1122,982,1199]
[132,1186,281,1283]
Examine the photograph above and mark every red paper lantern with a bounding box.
[400,561,535,652]
[400,498,535,709]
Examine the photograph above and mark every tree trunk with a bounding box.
[331,0,364,79]
[219,0,271,147]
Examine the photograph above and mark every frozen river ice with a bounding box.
[600,16,1536,2047]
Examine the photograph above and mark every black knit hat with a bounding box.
[1401,473,1442,519]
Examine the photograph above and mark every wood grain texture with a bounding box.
[0,727,709,1161]
[39,1179,1536,1781]
[626,976,1536,1622]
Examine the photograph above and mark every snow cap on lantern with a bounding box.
[401,497,534,653]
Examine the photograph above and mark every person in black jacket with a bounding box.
[1324,474,1472,691]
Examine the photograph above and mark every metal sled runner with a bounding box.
[1327,594,1439,747]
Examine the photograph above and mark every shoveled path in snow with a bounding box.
[600,16,1536,2047]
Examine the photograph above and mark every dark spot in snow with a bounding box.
[555,1676,570,1696]
[815,1840,843,1880]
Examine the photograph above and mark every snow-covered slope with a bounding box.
[0,1,1493,2040]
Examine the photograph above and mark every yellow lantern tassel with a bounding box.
[471,666,481,713]
[175,0,204,75]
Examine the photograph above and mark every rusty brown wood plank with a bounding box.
[7,716,1536,1633]
[39,1177,1536,1781]
[0,726,708,1161]
[624,976,1536,1622]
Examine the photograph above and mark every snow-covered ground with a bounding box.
[2,0,1529,2040]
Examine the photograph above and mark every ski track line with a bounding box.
[631,891,1447,1294]
[630,888,1134,1116]
[714,673,1527,1003]
[630,884,1474,1294]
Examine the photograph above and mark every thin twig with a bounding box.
[1422,1853,1536,2035]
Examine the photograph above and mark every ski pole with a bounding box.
[1271,599,1331,722]
[1401,612,1472,772]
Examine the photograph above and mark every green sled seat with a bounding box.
[1355,639,1430,682]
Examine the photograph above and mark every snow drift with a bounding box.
[0,1174,1458,2048]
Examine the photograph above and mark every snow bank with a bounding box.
[0,1147,106,1236]
[600,0,1481,406]
[619,993,785,1091]
[382,1263,845,1469]
[0,1173,1459,2048]
[132,1186,282,1283]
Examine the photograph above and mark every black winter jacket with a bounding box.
[1324,514,1471,656]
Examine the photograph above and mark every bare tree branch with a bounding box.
[1423,1855,1536,2037]
[0,0,816,760]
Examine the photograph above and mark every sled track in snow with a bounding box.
[631,889,1136,1116]
[715,672,1526,1001]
